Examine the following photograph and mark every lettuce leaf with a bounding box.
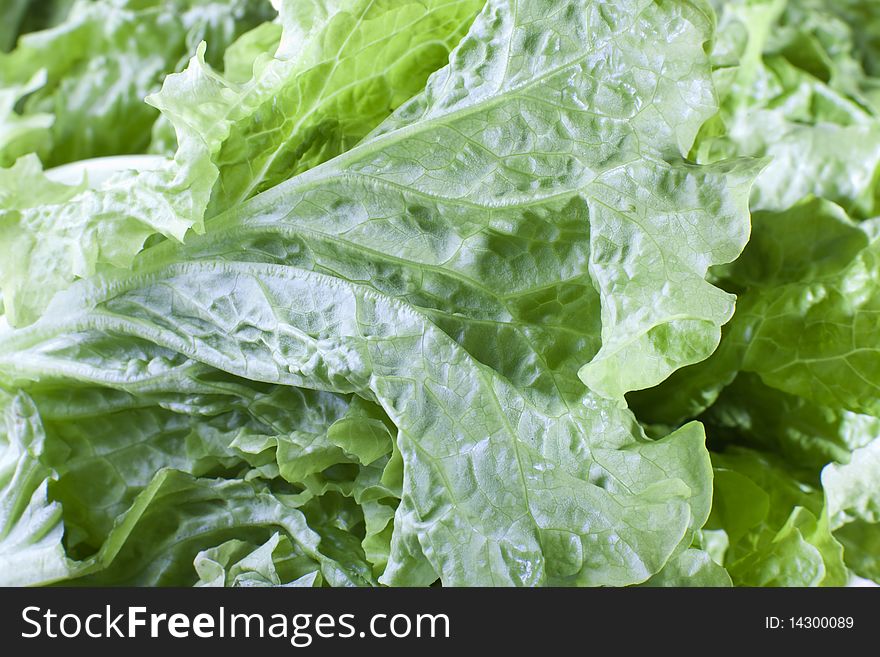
[696,0,880,217]
[0,0,758,586]
[707,448,846,587]
[630,0,880,585]
[8,0,876,589]
[0,0,275,166]
[0,0,30,53]
[0,392,75,586]
[0,0,483,328]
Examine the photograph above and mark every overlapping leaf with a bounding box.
[631,0,880,585]
[0,0,758,586]
[0,0,483,327]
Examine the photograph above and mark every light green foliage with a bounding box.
[0,0,275,166]
[2,0,879,588]
[707,449,846,586]
[631,0,880,586]
[0,0,483,328]
[0,0,757,587]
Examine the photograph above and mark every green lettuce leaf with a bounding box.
[831,521,880,582]
[0,392,75,586]
[0,0,761,585]
[0,0,275,166]
[0,84,219,328]
[707,448,847,587]
[72,469,374,587]
[157,0,758,402]
[822,438,880,581]
[825,0,880,78]
[632,190,880,586]
[697,0,880,217]
[0,0,485,328]
[824,438,880,528]
[0,0,30,53]
[205,0,485,214]
[736,229,880,417]
[641,548,733,587]
[0,72,52,166]
[0,261,715,586]
[194,533,322,587]
[705,373,879,472]
[0,388,334,586]
[631,197,880,425]
[19,374,392,557]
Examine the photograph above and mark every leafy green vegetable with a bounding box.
[0,0,483,328]
[707,448,846,586]
[0,392,73,586]
[205,0,487,213]
[1,0,879,588]
[632,0,880,586]
[0,73,51,163]
[194,533,323,587]
[822,437,880,580]
[699,0,880,217]
[0,0,275,167]
[641,548,733,587]
[0,0,31,53]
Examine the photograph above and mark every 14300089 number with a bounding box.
[790,617,854,629]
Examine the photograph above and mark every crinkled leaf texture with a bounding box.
[0,393,74,586]
[696,0,880,218]
[641,548,732,587]
[0,71,52,165]
[0,388,381,586]
[0,0,482,328]
[706,449,846,587]
[628,1,880,581]
[0,0,757,586]
[822,439,880,581]
[0,0,275,167]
